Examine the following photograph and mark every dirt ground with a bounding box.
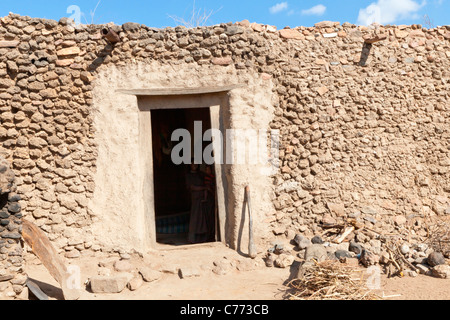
[23,242,449,301]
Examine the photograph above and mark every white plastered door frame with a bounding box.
[118,85,242,249]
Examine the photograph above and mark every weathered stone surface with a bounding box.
[294,234,311,250]
[323,33,337,38]
[1,233,21,239]
[225,25,244,36]
[315,21,339,28]
[127,275,143,291]
[395,29,409,38]
[431,265,450,279]
[97,267,111,277]
[304,244,328,263]
[340,257,359,268]
[0,275,14,282]
[363,33,387,44]
[427,252,446,267]
[0,41,19,48]
[315,86,329,96]
[178,267,201,278]
[39,88,58,99]
[212,259,232,276]
[335,250,352,260]
[311,236,324,245]
[250,22,263,32]
[139,267,162,283]
[0,211,10,219]
[274,254,295,268]
[114,260,134,272]
[279,29,304,40]
[393,215,407,226]
[0,79,15,89]
[58,195,78,210]
[56,47,80,57]
[349,242,363,255]
[400,244,410,255]
[28,82,46,92]
[32,208,48,219]
[7,203,21,214]
[16,287,28,300]
[416,263,431,275]
[264,25,277,32]
[322,214,337,226]
[0,158,15,195]
[80,71,94,83]
[122,22,140,32]
[65,249,81,259]
[360,250,379,267]
[89,274,131,293]
[236,19,250,27]
[409,30,425,38]
[327,203,345,217]
[54,168,77,179]
[56,59,74,67]
[211,57,233,66]
[406,270,418,278]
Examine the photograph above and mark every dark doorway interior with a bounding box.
[151,107,218,246]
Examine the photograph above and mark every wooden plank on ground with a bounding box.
[21,220,80,300]
[26,278,50,301]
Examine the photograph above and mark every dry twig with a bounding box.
[168,0,222,28]
[287,260,382,301]
[425,216,450,258]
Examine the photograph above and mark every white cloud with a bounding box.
[270,2,288,14]
[357,0,427,25]
[301,4,327,16]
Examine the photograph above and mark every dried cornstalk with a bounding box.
[426,217,450,258]
[287,260,382,301]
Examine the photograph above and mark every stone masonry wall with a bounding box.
[0,14,449,258]
[0,156,26,299]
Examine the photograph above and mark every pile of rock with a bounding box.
[386,243,450,279]
[264,231,450,280]
[88,258,163,294]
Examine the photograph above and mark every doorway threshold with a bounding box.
[155,241,226,252]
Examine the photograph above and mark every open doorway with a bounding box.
[151,107,219,246]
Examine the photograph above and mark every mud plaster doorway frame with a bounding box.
[120,85,242,250]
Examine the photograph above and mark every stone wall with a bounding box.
[0,156,26,299]
[0,13,449,258]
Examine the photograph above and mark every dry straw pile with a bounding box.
[287,260,382,301]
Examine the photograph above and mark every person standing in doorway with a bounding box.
[202,165,215,202]
[185,162,208,244]
[202,165,216,242]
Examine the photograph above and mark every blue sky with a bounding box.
[0,0,448,29]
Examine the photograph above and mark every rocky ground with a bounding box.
[267,231,450,280]
[19,237,450,301]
